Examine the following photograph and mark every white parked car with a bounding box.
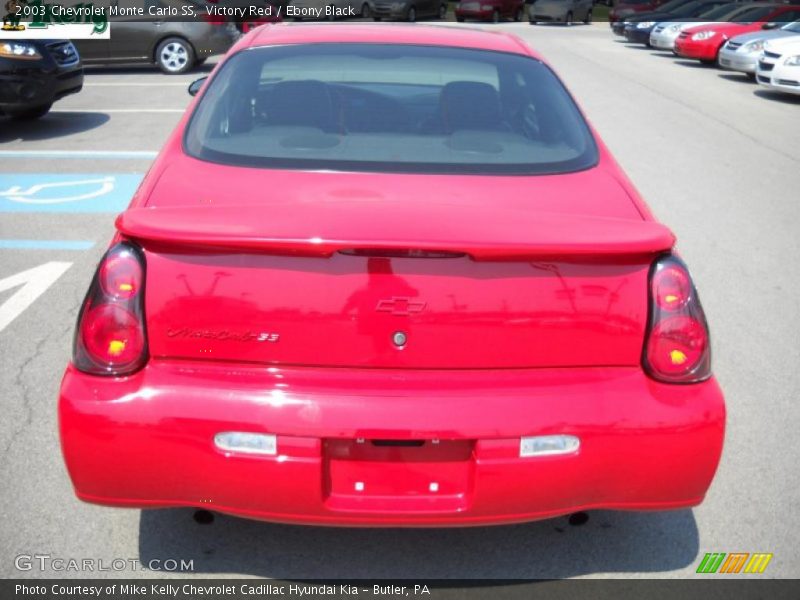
[756,37,800,94]
[719,21,800,76]
[650,3,766,51]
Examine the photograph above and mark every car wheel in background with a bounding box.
[5,103,52,120]
[565,11,573,25]
[407,5,416,21]
[457,15,465,21]
[361,3,371,17]
[584,9,592,24]
[439,3,447,19]
[156,37,195,75]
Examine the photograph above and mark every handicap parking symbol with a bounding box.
[0,174,142,213]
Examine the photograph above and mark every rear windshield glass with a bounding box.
[184,44,598,175]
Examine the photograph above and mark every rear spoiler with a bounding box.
[116,204,675,261]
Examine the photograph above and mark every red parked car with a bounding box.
[609,0,669,24]
[675,4,800,63]
[59,24,725,527]
[455,0,525,22]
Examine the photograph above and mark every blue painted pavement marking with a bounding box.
[0,240,95,250]
[0,174,143,213]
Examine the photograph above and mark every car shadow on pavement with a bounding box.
[671,59,714,69]
[717,73,755,85]
[753,89,800,105]
[138,507,699,578]
[0,112,110,143]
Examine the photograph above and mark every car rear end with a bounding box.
[610,0,659,26]
[529,0,570,23]
[58,32,725,526]
[0,40,83,115]
[455,0,498,21]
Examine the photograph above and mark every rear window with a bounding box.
[184,44,598,175]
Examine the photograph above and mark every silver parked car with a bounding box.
[529,0,594,24]
[73,0,239,74]
[718,20,800,75]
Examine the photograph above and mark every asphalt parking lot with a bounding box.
[1,21,799,580]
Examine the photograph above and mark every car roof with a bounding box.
[246,23,539,59]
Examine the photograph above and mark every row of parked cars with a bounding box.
[609,0,800,96]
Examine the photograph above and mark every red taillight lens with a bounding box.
[99,247,142,299]
[652,264,690,311]
[643,256,711,383]
[74,242,148,376]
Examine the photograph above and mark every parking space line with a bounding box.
[0,151,157,159]
[0,240,95,250]
[84,82,191,87]
[52,109,185,113]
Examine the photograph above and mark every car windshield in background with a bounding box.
[729,6,774,24]
[184,44,598,175]
[697,3,754,20]
[656,0,695,12]
[670,2,703,18]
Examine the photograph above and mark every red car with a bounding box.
[59,24,725,527]
[675,4,800,63]
[609,0,669,24]
[455,0,525,22]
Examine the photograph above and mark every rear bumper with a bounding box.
[59,361,725,526]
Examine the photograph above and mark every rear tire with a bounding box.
[6,103,52,119]
[155,37,195,75]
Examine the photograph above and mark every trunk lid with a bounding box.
[126,160,671,369]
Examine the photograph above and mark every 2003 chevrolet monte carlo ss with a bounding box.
[58,23,725,526]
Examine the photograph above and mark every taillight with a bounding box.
[643,255,711,383]
[73,242,148,376]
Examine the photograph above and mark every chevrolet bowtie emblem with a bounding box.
[375,297,426,316]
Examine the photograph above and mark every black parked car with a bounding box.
[622,0,737,44]
[0,39,83,119]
